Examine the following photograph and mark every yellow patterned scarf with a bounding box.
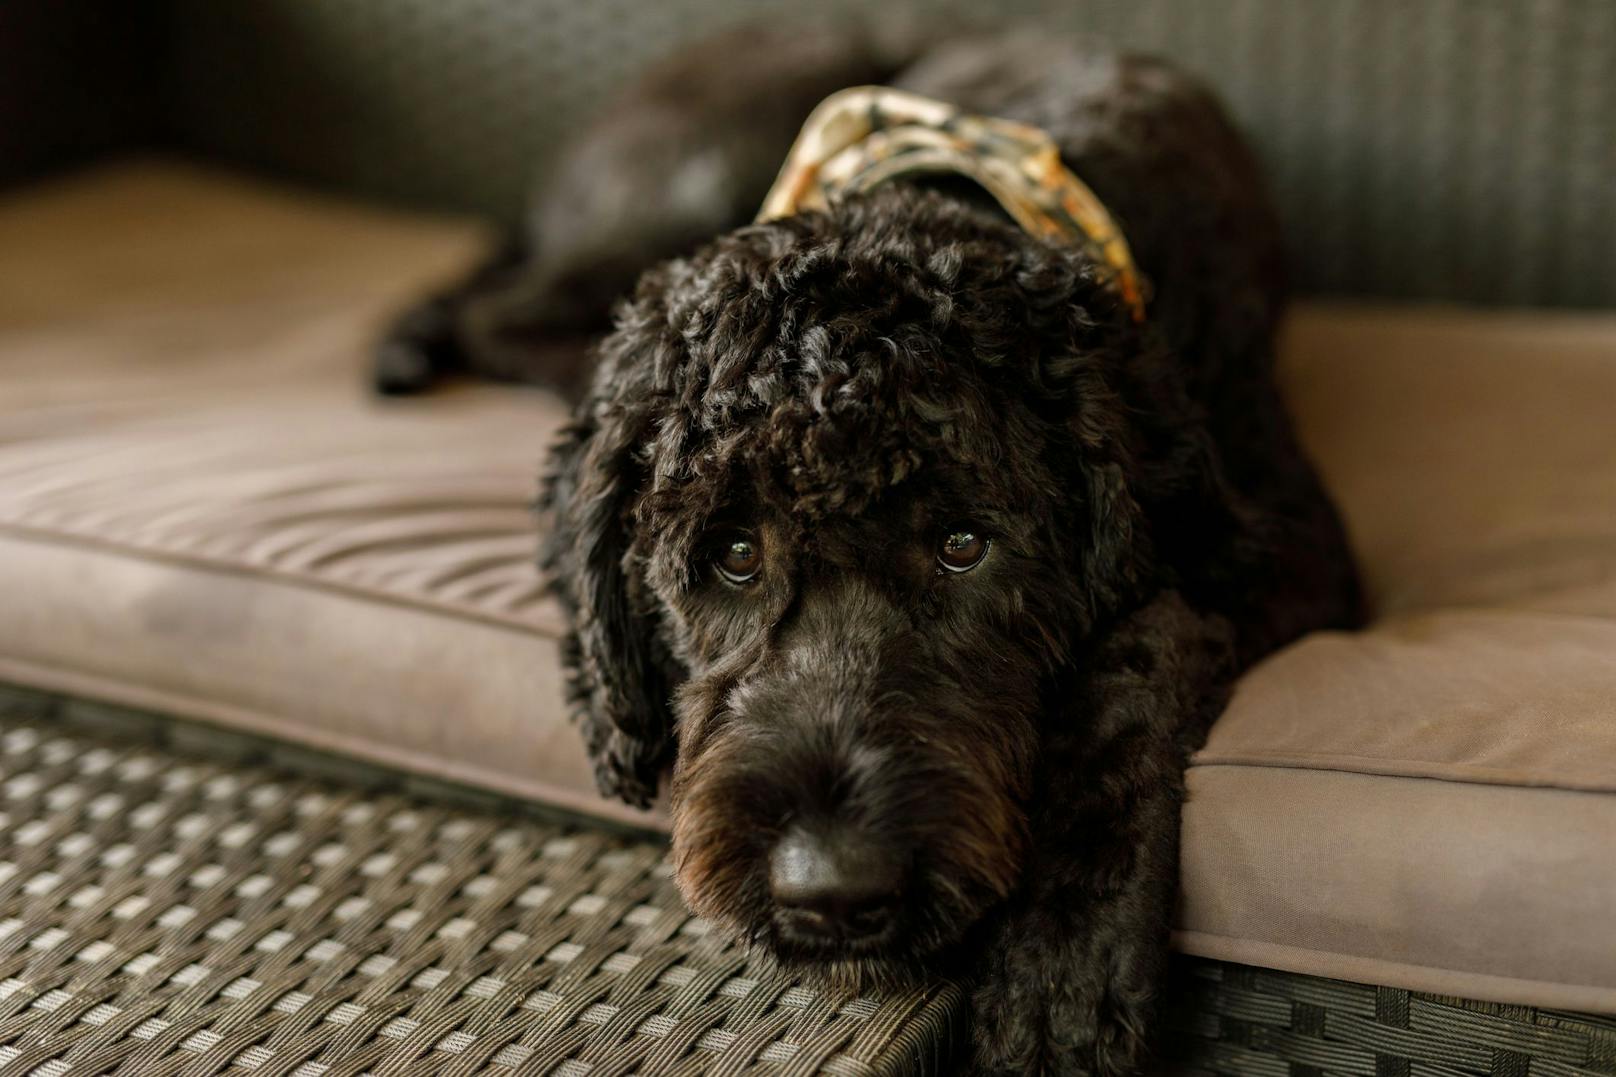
[758,86,1147,323]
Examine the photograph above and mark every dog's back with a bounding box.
[886,35,1293,496]
[378,26,1278,408]
[895,37,1285,389]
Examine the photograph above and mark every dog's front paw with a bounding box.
[963,906,1160,1077]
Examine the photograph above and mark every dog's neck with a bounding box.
[757,85,1147,323]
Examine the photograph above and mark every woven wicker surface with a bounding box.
[12,681,1616,1077]
[1165,959,1616,1077]
[0,686,960,1076]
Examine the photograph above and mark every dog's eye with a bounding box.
[714,533,763,584]
[937,527,989,573]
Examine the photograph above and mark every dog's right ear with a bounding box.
[540,390,676,809]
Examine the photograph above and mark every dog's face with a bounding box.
[651,404,1068,979]
[543,187,1187,982]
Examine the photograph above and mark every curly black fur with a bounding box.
[389,27,1361,1076]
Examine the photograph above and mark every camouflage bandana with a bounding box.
[758,85,1148,323]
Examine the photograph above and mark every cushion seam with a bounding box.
[0,518,565,639]
[1188,754,1616,796]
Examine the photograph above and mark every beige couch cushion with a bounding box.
[1182,308,1616,1012]
[2,163,1613,1010]
[0,162,643,827]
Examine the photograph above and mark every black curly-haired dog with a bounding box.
[380,23,1361,1076]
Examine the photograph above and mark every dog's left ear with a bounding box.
[540,395,676,809]
[1071,342,1259,625]
[1078,457,1149,616]
[1022,261,1250,621]
[1009,258,1159,617]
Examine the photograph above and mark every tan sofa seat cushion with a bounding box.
[0,163,646,828]
[2,163,1613,1010]
[1180,308,1616,1012]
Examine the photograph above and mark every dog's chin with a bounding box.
[759,933,930,995]
[768,915,900,963]
[743,907,971,995]
[683,862,1005,995]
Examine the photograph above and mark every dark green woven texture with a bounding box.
[143,0,1615,310]
[0,690,960,1076]
[1165,960,1616,1077]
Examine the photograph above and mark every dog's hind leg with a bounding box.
[372,234,532,395]
[377,17,930,397]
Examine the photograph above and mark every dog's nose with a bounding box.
[769,827,901,940]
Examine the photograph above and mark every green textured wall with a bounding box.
[26,0,1616,308]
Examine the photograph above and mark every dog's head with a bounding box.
[541,186,1226,980]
